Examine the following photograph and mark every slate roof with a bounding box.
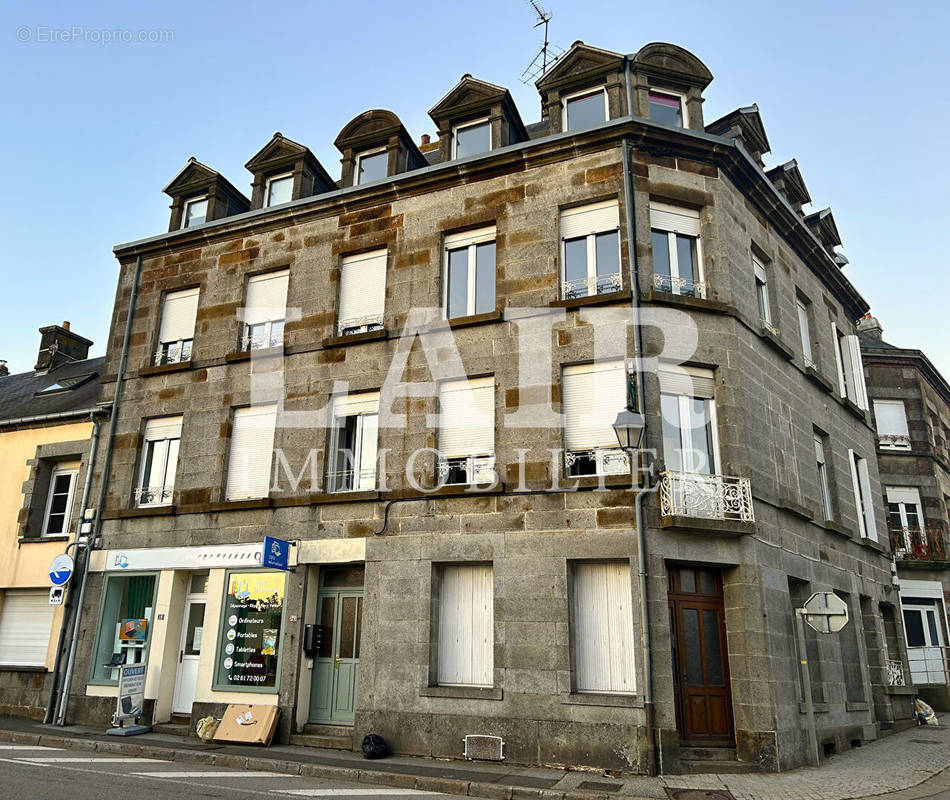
[0,356,105,426]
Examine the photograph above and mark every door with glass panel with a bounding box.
[172,573,208,714]
[309,567,364,725]
[902,601,947,685]
[668,566,734,746]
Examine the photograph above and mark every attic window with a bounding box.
[356,148,388,184]
[182,196,208,229]
[264,173,293,207]
[648,90,686,128]
[564,87,607,132]
[453,118,491,159]
[35,373,95,396]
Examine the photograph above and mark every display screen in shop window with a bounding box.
[215,571,286,690]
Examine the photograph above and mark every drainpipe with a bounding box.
[44,412,105,724]
[622,53,657,777]
[55,255,144,726]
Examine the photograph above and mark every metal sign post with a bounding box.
[794,592,850,767]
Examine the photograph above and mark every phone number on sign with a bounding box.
[227,673,270,684]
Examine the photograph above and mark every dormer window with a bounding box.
[181,196,208,229]
[564,87,608,131]
[648,90,687,128]
[356,148,388,184]
[264,172,293,207]
[453,118,491,159]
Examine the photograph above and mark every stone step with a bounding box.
[680,746,737,761]
[679,758,760,774]
[290,733,353,751]
[152,722,193,738]
[302,723,353,738]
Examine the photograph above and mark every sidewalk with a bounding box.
[0,714,946,800]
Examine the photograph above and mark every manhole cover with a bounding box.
[666,790,735,800]
[577,781,622,792]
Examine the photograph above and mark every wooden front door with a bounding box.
[668,565,734,746]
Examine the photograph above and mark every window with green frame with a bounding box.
[90,573,158,684]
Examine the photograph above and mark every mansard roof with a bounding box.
[162,157,247,202]
[631,41,713,88]
[804,207,842,250]
[765,159,811,208]
[706,104,770,159]
[534,41,625,91]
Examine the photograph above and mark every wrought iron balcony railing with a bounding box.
[134,485,174,507]
[658,470,754,523]
[326,467,377,494]
[652,273,707,299]
[907,646,950,686]
[886,659,906,686]
[878,433,912,450]
[564,448,630,478]
[240,319,285,352]
[561,272,622,300]
[438,455,496,486]
[337,314,384,337]
[889,526,948,562]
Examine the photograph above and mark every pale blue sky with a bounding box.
[1,0,947,377]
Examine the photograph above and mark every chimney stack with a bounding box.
[856,314,884,343]
[34,323,92,372]
[420,134,431,146]
[0,360,8,377]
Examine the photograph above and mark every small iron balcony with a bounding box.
[658,470,754,523]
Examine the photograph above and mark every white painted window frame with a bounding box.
[649,203,704,297]
[874,400,911,450]
[886,486,924,530]
[797,298,814,367]
[263,172,294,208]
[832,324,848,398]
[559,201,622,299]
[355,147,388,184]
[848,449,877,540]
[562,86,609,131]
[451,117,492,159]
[328,393,380,493]
[442,227,497,319]
[181,195,208,229]
[41,466,78,537]
[814,434,833,522]
[666,394,721,475]
[647,88,689,128]
[753,257,772,326]
[137,417,183,508]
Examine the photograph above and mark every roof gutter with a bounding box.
[0,406,107,430]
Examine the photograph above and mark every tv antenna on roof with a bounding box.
[520,0,563,84]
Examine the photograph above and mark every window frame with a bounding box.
[136,417,182,508]
[561,361,631,478]
[241,269,289,352]
[438,376,496,486]
[848,449,878,540]
[796,298,814,367]
[874,400,911,450]
[355,147,388,185]
[451,117,492,159]
[753,257,773,327]
[87,571,159,686]
[41,466,79,537]
[181,195,208,229]
[442,227,497,319]
[647,88,689,128]
[833,325,849,398]
[225,404,278,501]
[814,434,833,522]
[559,201,622,300]
[155,286,199,366]
[436,563,494,688]
[263,172,294,208]
[327,393,380,493]
[886,486,923,531]
[562,86,609,131]
[649,202,704,298]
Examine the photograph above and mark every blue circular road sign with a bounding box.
[49,554,74,586]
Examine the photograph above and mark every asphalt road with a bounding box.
[0,743,460,800]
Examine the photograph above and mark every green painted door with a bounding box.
[308,588,363,725]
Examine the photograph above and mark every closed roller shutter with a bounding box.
[649,201,700,236]
[244,270,289,326]
[0,590,55,667]
[226,405,277,500]
[658,365,715,398]
[438,565,493,686]
[339,250,386,326]
[561,361,626,451]
[158,287,199,343]
[439,377,494,458]
[560,200,619,240]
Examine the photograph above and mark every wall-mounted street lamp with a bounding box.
[612,407,646,453]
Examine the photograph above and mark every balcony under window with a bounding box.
[890,526,948,564]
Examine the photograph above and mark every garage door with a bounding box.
[0,589,55,667]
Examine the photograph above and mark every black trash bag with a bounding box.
[361,733,389,759]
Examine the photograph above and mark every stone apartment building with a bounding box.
[860,317,950,709]
[0,325,104,717]
[64,40,914,774]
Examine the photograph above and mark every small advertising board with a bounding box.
[106,663,151,736]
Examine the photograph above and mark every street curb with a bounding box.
[0,729,622,800]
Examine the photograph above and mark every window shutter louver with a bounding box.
[572,562,636,693]
[439,377,495,458]
[658,365,715,398]
[438,565,493,687]
[244,270,289,327]
[832,324,848,397]
[856,456,877,539]
[560,201,620,240]
[562,361,626,451]
[649,201,701,236]
[0,590,55,667]
[843,335,869,410]
[873,401,909,438]
[339,250,386,325]
[144,415,183,441]
[226,405,277,500]
[158,288,199,343]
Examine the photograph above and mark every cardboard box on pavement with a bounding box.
[212,704,279,745]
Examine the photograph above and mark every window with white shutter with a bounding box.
[571,561,636,693]
[443,227,496,319]
[814,433,834,522]
[136,416,182,507]
[155,287,199,365]
[659,365,719,474]
[226,405,277,500]
[650,202,704,298]
[832,325,849,398]
[0,590,55,667]
[241,270,289,351]
[797,298,814,367]
[753,257,773,327]
[559,201,621,299]
[873,400,911,450]
[561,361,630,477]
[437,564,493,687]
[841,335,869,410]
[439,377,495,485]
[338,250,387,335]
[42,462,79,536]
[328,392,379,492]
[848,450,877,540]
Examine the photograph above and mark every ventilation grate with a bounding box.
[463,734,504,761]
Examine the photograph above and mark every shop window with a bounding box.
[90,574,157,684]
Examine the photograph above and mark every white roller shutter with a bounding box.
[873,401,909,438]
[144,415,183,441]
[244,270,289,326]
[438,565,493,687]
[332,391,380,418]
[444,226,495,249]
[572,562,636,693]
[0,590,55,667]
[658,365,715,398]
[649,201,700,236]
[843,335,869,410]
[560,200,619,240]
[562,361,626,451]
[439,377,495,459]
[339,250,386,326]
[226,405,277,500]
[886,486,921,506]
[158,287,199,343]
